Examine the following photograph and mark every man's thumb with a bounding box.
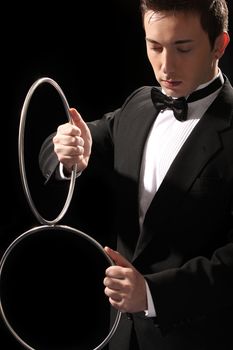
[104,246,132,268]
[69,108,83,126]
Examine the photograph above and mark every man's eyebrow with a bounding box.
[174,40,194,44]
[145,38,159,44]
[145,38,194,45]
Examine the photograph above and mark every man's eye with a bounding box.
[177,47,192,53]
[151,47,163,52]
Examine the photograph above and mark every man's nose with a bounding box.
[161,50,175,75]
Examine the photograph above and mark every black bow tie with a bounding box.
[151,76,223,122]
[151,90,188,121]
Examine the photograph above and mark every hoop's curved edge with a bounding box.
[18,77,77,225]
[0,225,122,350]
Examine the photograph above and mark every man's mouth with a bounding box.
[162,80,182,88]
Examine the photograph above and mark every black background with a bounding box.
[0,1,232,349]
[1,0,153,239]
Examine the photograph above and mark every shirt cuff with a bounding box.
[59,163,81,179]
[144,279,156,317]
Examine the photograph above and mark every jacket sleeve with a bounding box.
[38,132,59,183]
[145,238,233,333]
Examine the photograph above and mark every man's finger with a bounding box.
[104,246,132,268]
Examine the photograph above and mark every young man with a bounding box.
[39,0,233,349]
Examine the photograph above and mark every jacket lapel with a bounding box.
[114,90,160,183]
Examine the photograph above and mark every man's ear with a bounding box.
[213,32,230,59]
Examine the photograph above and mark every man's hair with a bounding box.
[140,0,229,48]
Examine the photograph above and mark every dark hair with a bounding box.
[140,0,229,48]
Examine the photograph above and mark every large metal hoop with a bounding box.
[0,225,121,350]
[18,77,77,225]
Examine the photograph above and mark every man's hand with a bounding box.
[53,108,92,172]
[103,247,147,313]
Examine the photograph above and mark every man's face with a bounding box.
[144,11,219,97]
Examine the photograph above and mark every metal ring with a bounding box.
[18,77,77,225]
[0,225,122,350]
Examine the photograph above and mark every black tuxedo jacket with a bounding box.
[39,77,233,350]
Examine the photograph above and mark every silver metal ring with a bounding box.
[0,225,122,350]
[18,77,77,225]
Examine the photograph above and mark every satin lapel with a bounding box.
[114,89,161,257]
[115,89,161,188]
[133,83,233,261]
